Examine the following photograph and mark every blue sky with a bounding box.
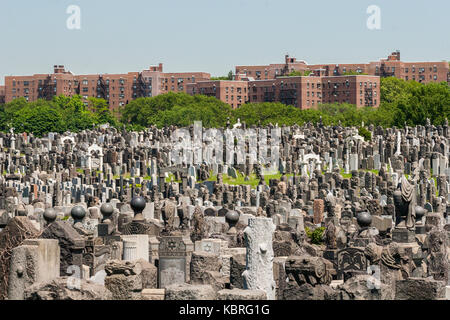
[0,0,448,84]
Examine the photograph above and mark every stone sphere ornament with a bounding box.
[71,205,86,223]
[415,206,426,222]
[225,210,240,229]
[130,196,146,220]
[130,196,146,213]
[100,203,114,220]
[43,208,57,224]
[356,211,372,228]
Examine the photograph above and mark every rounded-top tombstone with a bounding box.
[356,211,372,229]
[71,206,86,224]
[130,196,146,220]
[43,208,57,224]
[100,203,114,222]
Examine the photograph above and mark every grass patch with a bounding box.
[199,170,293,187]
[165,173,181,183]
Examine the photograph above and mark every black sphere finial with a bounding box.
[225,210,240,228]
[100,203,114,219]
[44,208,57,224]
[71,205,86,223]
[130,196,146,214]
[356,211,372,228]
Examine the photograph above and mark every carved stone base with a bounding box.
[392,228,416,243]
[415,225,426,235]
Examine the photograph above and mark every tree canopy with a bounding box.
[0,95,117,136]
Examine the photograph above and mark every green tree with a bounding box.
[12,102,64,136]
[88,97,118,126]
[121,92,232,128]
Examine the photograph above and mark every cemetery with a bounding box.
[0,118,449,301]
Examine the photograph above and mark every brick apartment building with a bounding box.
[4,65,75,104]
[1,51,446,110]
[187,74,380,109]
[236,51,449,84]
[186,80,249,109]
[248,75,380,109]
[3,64,210,108]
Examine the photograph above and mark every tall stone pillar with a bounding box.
[242,217,276,300]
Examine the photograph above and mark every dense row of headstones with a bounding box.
[0,118,449,300]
